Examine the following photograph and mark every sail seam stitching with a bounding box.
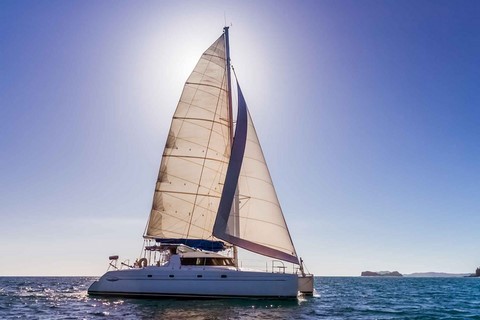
[172,116,228,126]
[162,154,229,165]
[153,191,222,198]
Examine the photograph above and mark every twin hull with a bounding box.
[88,266,298,298]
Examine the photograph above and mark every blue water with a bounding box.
[1,276,480,319]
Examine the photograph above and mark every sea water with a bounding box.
[0,276,479,319]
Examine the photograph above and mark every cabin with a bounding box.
[179,252,235,267]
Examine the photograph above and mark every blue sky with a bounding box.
[1,0,479,276]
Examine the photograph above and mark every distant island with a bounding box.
[361,271,402,277]
[361,267,480,278]
[405,272,470,277]
[465,267,480,277]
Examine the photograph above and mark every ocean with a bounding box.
[1,276,479,319]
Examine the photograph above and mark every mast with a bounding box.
[223,26,240,267]
[224,26,233,147]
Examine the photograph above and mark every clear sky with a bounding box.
[1,0,479,276]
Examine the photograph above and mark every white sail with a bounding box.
[145,35,231,240]
[213,84,299,264]
[235,109,298,261]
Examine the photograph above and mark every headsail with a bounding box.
[145,34,231,241]
[213,82,299,265]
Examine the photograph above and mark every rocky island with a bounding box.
[361,267,480,277]
[466,267,480,277]
[361,271,403,277]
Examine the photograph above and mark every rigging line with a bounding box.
[237,196,250,210]
[239,195,281,208]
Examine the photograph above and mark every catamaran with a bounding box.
[88,27,313,299]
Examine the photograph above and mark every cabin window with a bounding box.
[180,257,234,266]
[180,258,202,265]
[207,258,234,266]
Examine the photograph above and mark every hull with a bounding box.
[88,266,298,299]
[298,274,314,295]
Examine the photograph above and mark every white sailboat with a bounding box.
[88,27,313,299]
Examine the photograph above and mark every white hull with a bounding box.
[88,266,298,299]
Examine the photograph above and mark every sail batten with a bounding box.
[172,117,229,125]
[184,82,228,91]
[153,191,223,198]
[160,155,229,165]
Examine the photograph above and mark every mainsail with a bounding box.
[145,29,299,265]
[145,35,230,241]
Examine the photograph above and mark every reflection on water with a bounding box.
[0,277,319,320]
[92,293,312,319]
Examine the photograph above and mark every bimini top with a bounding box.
[155,238,227,252]
[179,251,229,259]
